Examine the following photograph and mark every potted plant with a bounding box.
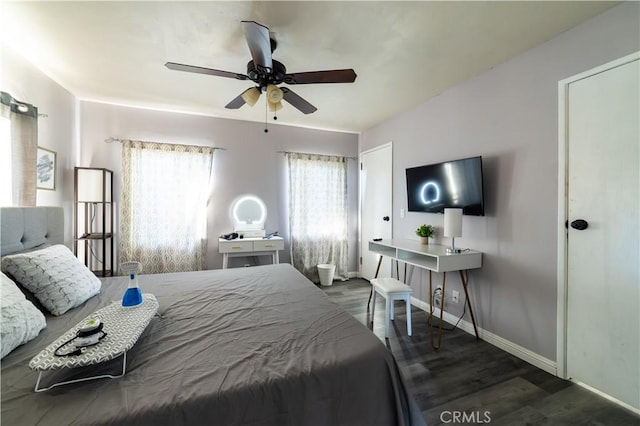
[416,224,435,245]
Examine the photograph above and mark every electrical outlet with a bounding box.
[452,290,460,304]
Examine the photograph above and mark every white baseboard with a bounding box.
[573,380,640,415]
[411,297,557,376]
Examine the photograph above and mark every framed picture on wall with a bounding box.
[36,147,56,190]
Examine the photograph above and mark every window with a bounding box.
[287,152,348,282]
[119,140,215,274]
[0,92,38,206]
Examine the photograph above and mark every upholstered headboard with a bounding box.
[0,207,64,256]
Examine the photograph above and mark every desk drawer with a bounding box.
[219,241,253,253]
[254,239,284,251]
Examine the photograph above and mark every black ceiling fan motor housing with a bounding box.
[247,60,287,87]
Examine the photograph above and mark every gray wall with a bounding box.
[1,43,77,246]
[79,101,359,272]
[360,2,640,361]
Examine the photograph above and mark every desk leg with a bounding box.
[222,253,228,269]
[428,270,433,320]
[429,272,447,350]
[274,250,280,265]
[367,255,384,311]
[460,270,479,339]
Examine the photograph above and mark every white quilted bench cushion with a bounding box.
[371,277,412,294]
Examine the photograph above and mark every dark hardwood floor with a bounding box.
[321,279,639,426]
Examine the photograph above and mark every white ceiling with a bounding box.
[1,1,616,133]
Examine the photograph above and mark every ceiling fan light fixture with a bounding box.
[241,87,261,106]
[166,21,354,119]
[266,84,284,103]
[268,100,283,112]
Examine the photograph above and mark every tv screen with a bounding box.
[406,156,484,216]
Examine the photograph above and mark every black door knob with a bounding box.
[570,219,589,230]
[383,216,390,221]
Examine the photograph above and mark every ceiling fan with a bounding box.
[165,20,357,116]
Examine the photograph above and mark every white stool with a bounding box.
[370,277,412,337]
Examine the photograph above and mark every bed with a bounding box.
[1,207,424,425]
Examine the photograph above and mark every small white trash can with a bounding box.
[317,264,336,286]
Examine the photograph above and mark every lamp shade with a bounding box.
[266,84,283,103]
[444,208,463,238]
[241,87,261,107]
[268,100,283,112]
[77,168,111,202]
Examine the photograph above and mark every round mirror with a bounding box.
[231,195,267,230]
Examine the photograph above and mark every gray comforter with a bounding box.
[1,264,424,425]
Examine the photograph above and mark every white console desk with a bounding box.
[368,239,482,349]
[219,236,284,269]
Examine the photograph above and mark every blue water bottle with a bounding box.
[120,262,143,307]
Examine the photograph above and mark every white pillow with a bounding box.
[1,272,46,359]
[1,244,101,316]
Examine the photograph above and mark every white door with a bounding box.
[563,55,639,411]
[360,142,392,280]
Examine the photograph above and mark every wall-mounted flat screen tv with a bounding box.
[406,156,485,216]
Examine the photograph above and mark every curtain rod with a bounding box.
[104,137,226,150]
[0,91,46,117]
[278,150,357,160]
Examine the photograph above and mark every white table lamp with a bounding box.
[444,208,463,253]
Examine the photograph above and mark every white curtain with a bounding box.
[0,92,38,206]
[120,140,214,274]
[287,152,348,282]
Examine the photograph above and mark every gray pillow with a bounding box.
[1,272,46,359]
[1,245,101,316]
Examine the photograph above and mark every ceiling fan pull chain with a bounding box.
[264,95,269,133]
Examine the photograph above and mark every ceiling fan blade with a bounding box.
[165,62,248,80]
[281,87,317,114]
[225,88,256,109]
[284,69,357,85]
[242,21,273,73]
[225,95,245,110]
